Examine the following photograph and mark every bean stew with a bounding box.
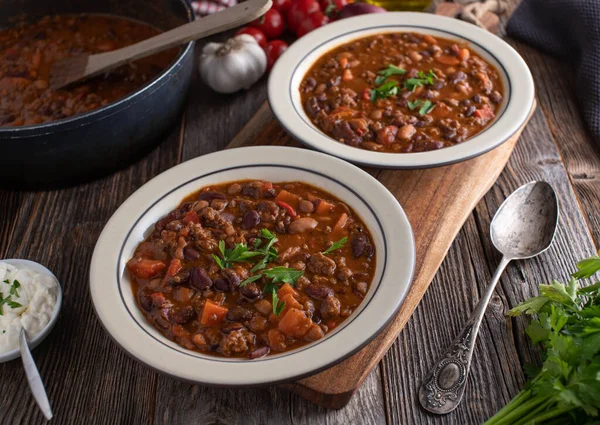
[127,180,376,359]
[0,15,177,127]
[300,32,504,153]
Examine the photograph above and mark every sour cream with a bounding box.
[0,262,58,353]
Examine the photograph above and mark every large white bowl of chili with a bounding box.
[268,12,535,168]
[90,146,415,386]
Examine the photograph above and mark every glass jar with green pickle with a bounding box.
[363,0,432,11]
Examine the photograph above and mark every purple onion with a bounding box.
[339,3,387,19]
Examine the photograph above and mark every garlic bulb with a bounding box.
[199,34,267,94]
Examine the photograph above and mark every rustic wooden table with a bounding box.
[1,1,599,424]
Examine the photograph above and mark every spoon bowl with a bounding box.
[491,181,559,260]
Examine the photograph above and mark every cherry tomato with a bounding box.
[287,0,320,33]
[319,0,352,18]
[273,0,293,16]
[296,11,330,38]
[235,26,267,48]
[251,7,285,39]
[264,40,289,70]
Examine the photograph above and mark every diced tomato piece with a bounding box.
[362,88,371,101]
[277,283,299,300]
[473,105,495,120]
[279,294,302,317]
[127,258,166,279]
[200,300,228,326]
[182,211,199,224]
[276,201,297,217]
[167,258,182,277]
[278,308,312,338]
[315,200,333,215]
[275,189,300,206]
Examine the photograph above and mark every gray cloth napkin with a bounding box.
[507,0,600,140]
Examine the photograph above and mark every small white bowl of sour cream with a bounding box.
[0,259,62,363]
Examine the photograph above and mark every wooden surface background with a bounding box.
[1,1,599,424]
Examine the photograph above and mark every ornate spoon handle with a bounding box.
[418,256,511,414]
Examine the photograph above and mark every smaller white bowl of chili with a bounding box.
[268,12,535,169]
[89,146,415,386]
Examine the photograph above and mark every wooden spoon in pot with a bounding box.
[49,0,272,90]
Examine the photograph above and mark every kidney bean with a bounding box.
[242,210,261,229]
[138,293,153,312]
[298,200,315,213]
[183,246,201,260]
[305,284,334,300]
[288,217,318,234]
[191,268,212,290]
[241,282,261,300]
[351,233,367,257]
[198,192,226,202]
[248,346,270,359]
[213,277,230,292]
[223,269,241,289]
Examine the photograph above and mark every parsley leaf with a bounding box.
[212,239,262,270]
[407,99,436,116]
[9,280,20,298]
[239,274,262,288]
[370,80,399,102]
[374,64,406,86]
[272,288,286,316]
[322,237,348,255]
[250,229,279,273]
[418,100,435,116]
[262,267,304,285]
[403,70,438,91]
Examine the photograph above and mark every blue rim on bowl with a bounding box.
[268,12,535,169]
[89,146,415,386]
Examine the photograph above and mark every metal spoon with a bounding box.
[418,181,558,415]
[20,328,53,420]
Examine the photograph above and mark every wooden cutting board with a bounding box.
[226,101,535,408]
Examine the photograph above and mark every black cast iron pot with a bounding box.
[0,0,195,189]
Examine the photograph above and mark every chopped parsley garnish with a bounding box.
[403,70,438,91]
[2,330,5,334]
[240,266,304,288]
[0,279,22,315]
[370,80,399,102]
[212,240,263,270]
[374,64,406,86]
[272,288,286,316]
[262,267,304,285]
[407,99,436,116]
[9,280,20,298]
[249,229,279,273]
[322,237,348,255]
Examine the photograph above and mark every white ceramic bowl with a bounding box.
[0,259,62,363]
[268,12,535,169]
[90,146,415,386]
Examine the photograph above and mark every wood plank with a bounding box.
[0,117,184,425]
[381,107,598,424]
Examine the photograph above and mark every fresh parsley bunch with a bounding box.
[484,252,600,425]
